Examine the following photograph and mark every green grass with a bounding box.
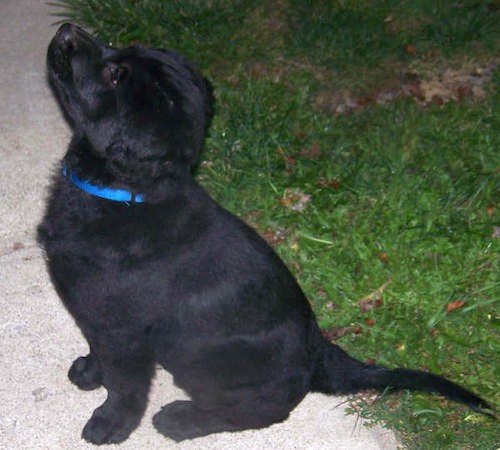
[51,1,499,448]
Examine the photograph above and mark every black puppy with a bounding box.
[38,24,492,445]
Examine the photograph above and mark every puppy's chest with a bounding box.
[43,201,167,265]
[80,220,164,265]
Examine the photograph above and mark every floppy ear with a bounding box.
[164,56,216,166]
[145,47,216,167]
[151,47,215,124]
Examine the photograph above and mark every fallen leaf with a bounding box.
[290,259,301,274]
[318,177,341,189]
[325,301,339,311]
[290,235,300,252]
[250,62,267,78]
[377,253,389,265]
[358,279,392,313]
[322,326,361,341]
[431,94,445,106]
[299,143,322,160]
[405,81,425,101]
[405,44,417,55]
[280,188,311,212]
[242,210,261,227]
[261,227,287,247]
[456,84,472,102]
[277,146,296,171]
[356,95,376,107]
[446,300,466,313]
[359,297,383,312]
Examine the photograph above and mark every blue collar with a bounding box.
[63,165,145,203]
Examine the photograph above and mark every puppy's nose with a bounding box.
[54,23,79,52]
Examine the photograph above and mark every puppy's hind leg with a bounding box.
[153,398,291,442]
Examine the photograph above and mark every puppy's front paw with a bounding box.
[68,355,102,390]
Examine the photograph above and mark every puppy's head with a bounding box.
[47,23,214,182]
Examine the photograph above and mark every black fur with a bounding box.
[38,24,492,445]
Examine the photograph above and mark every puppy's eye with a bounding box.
[103,63,129,87]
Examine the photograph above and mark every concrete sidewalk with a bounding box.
[0,1,398,448]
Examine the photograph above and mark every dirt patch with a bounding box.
[411,59,498,106]
[315,58,499,114]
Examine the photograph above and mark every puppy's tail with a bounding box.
[311,339,495,417]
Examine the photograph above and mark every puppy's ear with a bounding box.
[149,48,215,167]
